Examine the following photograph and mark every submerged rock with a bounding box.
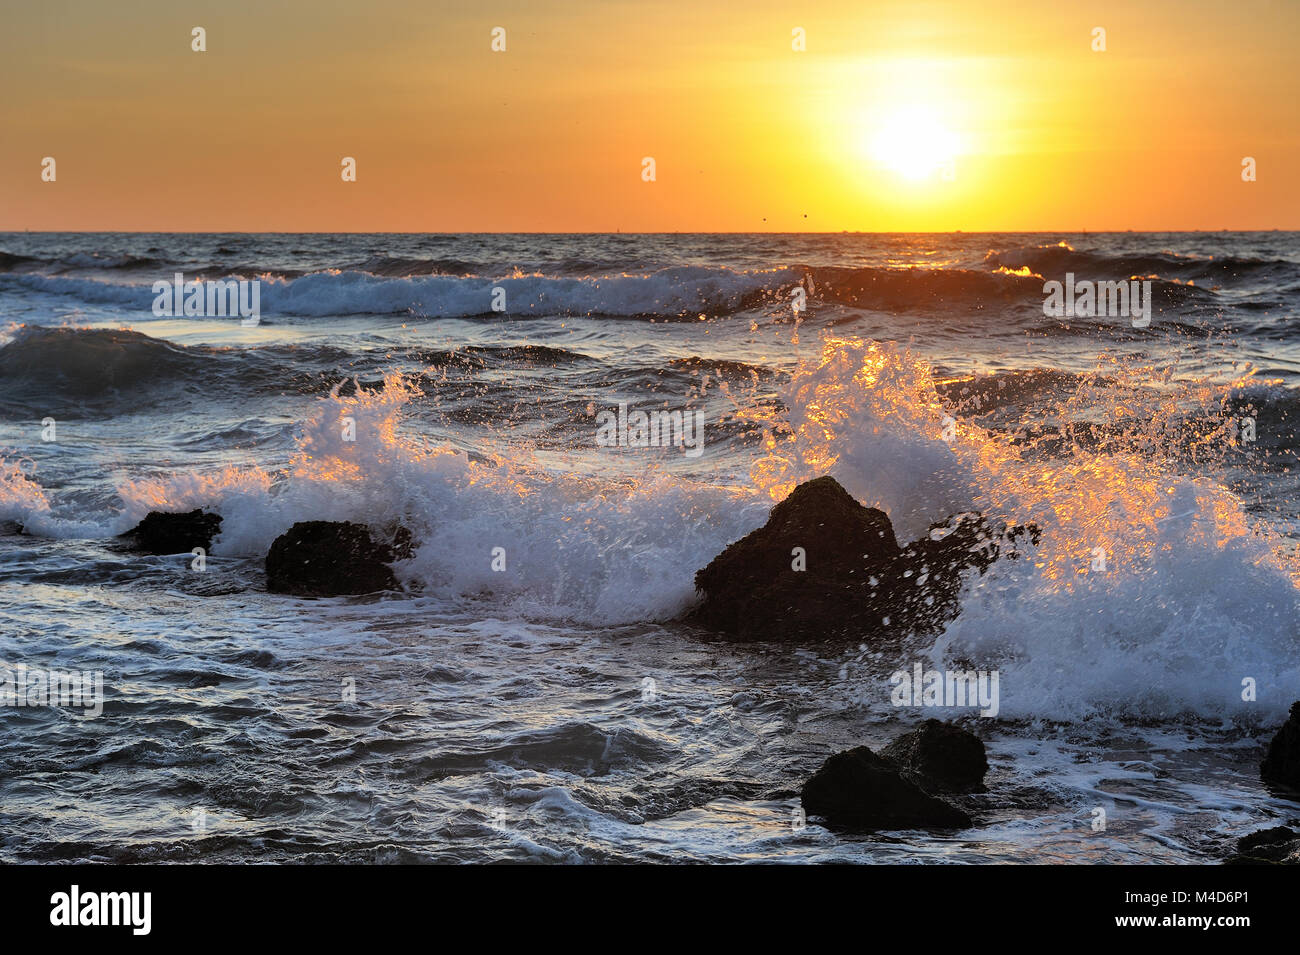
[1224,826,1300,865]
[265,521,405,597]
[1261,702,1300,792]
[119,509,222,555]
[688,475,1033,642]
[882,719,989,793]
[800,745,972,832]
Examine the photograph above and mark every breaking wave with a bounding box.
[10,330,1295,723]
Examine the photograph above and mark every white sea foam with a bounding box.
[115,376,769,625]
[12,334,1299,722]
[749,338,1300,722]
[0,266,796,319]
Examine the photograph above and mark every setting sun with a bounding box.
[869,105,961,181]
[3,0,1300,891]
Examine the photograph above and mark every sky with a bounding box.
[1,0,1298,232]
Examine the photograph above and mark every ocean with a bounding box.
[2,231,1298,863]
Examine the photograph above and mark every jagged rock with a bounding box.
[688,475,1034,642]
[689,476,898,639]
[1223,826,1300,864]
[1261,702,1300,792]
[800,745,972,832]
[119,509,222,555]
[265,521,404,596]
[882,719,989,793]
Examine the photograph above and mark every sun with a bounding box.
[869,105,960,182]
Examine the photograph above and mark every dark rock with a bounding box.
[688,475,1034,642]
[690,476,897,640]
[1261,702,1300,792]
[800,745,972,832]
[119,509,222,555]
[265,521,403,596]
[882,719,989,793]
[1224,826,1300,865]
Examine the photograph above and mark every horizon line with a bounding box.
[3,229,1299,236]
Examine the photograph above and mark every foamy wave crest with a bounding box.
[747,338,975,539]
[88,335,1300,720]
[118,375,768,624]
[1,266,797,319]
[0,456,103,537]
[932,499,1300,722]
[0,457,48,527]
[753,337,1300,721]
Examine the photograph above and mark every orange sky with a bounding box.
[2,0,1298,232]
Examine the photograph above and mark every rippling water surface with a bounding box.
[2,232,1299,862]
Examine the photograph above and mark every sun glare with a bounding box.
[869,105,960,182]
